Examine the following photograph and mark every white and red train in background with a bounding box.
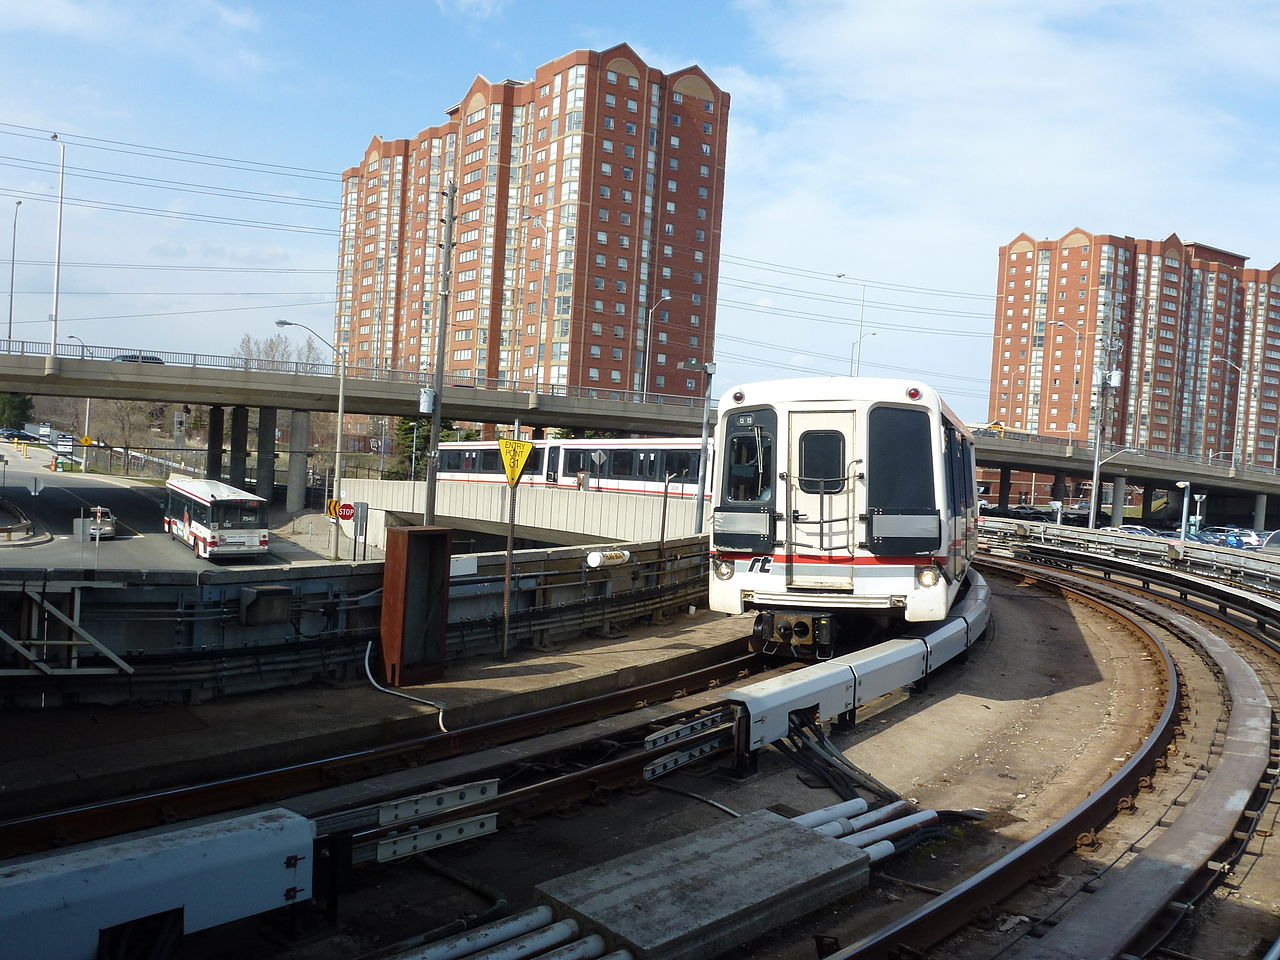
[438,436,707,497]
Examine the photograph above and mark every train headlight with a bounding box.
[712,556,735,580]
[916,565,941,588]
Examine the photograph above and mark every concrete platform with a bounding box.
[535,810,871,960]
[0,609,750,819]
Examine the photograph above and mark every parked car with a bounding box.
[1116,525,1159,537]
[86,506,116,539]
[112,354,165,364]
[1200,526,1250,548]
[1008,504,1054,521]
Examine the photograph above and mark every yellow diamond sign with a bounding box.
[498,438,534,488]
[80,435,93,446]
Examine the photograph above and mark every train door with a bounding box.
[784,411,855,588]
[546,445,560,484]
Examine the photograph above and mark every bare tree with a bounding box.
[236,332,326,372]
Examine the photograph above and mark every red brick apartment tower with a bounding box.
[989,229,1280,466]
[336,45,729,408]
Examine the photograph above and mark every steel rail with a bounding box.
[0,650,759,859]
[827,558,1183,960]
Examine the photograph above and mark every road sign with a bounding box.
[591,450,606,468]
[498,438,534,488]
[337,502,357,521]
[80,435,93,446]
[326,498,340,518]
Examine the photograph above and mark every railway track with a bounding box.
[4,549,1277,960]
[834,554,1277,960]
[0,650,761,859]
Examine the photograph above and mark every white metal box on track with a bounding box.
[0,807,314,960]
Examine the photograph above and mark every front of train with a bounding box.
[707,376,977,660]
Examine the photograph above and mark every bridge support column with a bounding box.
[205,406,224,481]
[1254,493,1267,529]
[256,407,277,503]
[228,405,249,489]
[286,410,310,512]
[1110,475,1127,525]
[1142,485,1154,521]
[1051,472,1067,502]
[998,467,1012,510]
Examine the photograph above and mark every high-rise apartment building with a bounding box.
[990,228,1280,467]
[335,45,728,410]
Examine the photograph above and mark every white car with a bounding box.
[86,506,116,539]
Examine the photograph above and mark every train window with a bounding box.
[564,449,589,474]
[441,450,463,471]
[664,450,697,483]
[867,407,935,510]
[480,450,502,473]
[725,430,774,502]
[798,430,845,494]
[637,450,658,479]
[526,449,543,473]
[610,449,636,476]
[461,451,478,472]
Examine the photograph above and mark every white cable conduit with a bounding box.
[811,800,915,838]
[840,810,940,848]
[461,919,580,960]
[790,797,870,829]
[403,905,552,960]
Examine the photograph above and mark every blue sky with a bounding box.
[4,0,1280,423]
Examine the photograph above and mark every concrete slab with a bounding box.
[535,810,870,960]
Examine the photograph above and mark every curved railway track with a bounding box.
[3,545,1277,960]
[832,554,1276,960]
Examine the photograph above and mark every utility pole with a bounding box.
[424,181,457,525]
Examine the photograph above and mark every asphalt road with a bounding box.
[0,443,319,569]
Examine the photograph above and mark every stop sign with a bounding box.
[337,502,356,521]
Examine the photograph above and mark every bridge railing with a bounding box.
[0,338,704,408]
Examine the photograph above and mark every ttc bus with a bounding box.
[164,475,270,559]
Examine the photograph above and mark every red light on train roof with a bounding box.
[906,387,922,400]
[732,390,745,403]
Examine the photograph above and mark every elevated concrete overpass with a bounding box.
[0,350,705,435]
[973,430,1280,526]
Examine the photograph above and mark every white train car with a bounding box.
[438,437,706,498]
[708,377,979,659]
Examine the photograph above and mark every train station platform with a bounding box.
[0,607,751,820]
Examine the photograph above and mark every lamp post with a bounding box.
[276,319,345,560]
[68,334,91,472]
[836,273,868,375]
[1089,447,1133,528]
[50,134,65,357]
[678,359,716,533]
[1176,480,1191,541]
[7,199,19,342]
[1210,356,1244,468]
[849,331,877,376]
[641,295,670,401]
[1053,320,1083,436]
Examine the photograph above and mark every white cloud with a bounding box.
[707,0,1280,419]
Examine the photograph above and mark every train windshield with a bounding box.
[867,407,935,509]
[723,411,775,503]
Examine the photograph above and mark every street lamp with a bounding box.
[68,334,91,472]
[1054,320,1083,436]
[678,359,716,533]
[276,319,346,560]
[850,331,877,376]
[641,295,670,401]
[50,134,65,358]
[1088,446,1134,528]
[1176,480,1191,541]
[836,273,868,374]
[1211,356,1244,468]
[7,199,19,342]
